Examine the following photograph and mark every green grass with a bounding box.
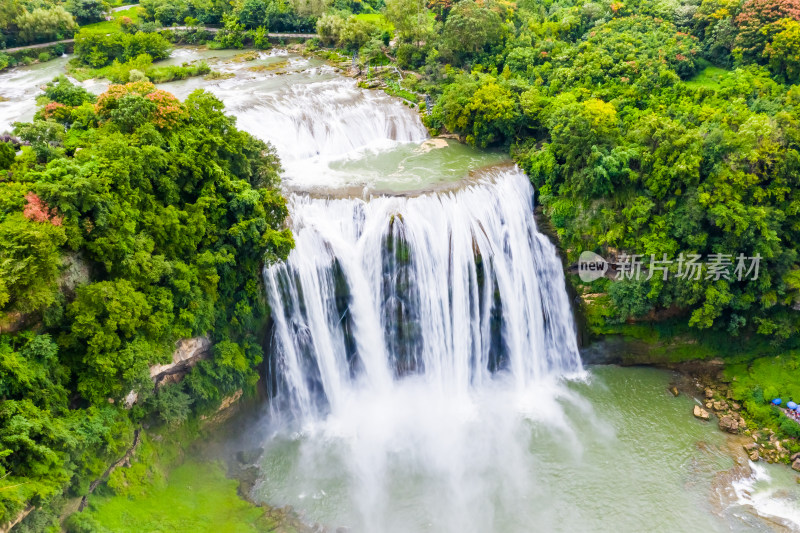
[380,78,419,103]
[85,461,276,533]
[684,65,732,91]
[353,13,394,31]
[81,6,142,33]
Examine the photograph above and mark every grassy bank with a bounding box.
[67,56,212,83]
[80,6,142,33]
[65,415,308,533]
[76,461,274,533]
[0,44,69,73]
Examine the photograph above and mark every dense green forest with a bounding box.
[0,78,292,528]
[377,0,800,343]
[0,0,106,47]
[54,0,797,342]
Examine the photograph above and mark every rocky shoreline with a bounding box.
[674,363,800,471]
[582,336,800,476]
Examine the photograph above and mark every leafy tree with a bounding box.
[316,12,345,45]
[16,6,76,44]
[44,76,97,107]
[0,142,14,170]
[215,13,247,48]
[734,0,800,61]
[109,94,159,133]
[764,18,800,81]
[148,383,193,426]
[0,334,68,411]
[74,30,171,68]
[441,0,505,62]
[66,0,107,25]
[64,280,169,402]
[235,0,269,27]
[0,213,66,314]
[430,73,519,146]
[338,16,377,50]
[385,0,430,45]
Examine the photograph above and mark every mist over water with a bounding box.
[261,167,589,533]
[240,53,799,533]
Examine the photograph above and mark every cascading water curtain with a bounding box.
[263,167,582,422]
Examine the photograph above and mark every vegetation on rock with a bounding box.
[0,78,292,527]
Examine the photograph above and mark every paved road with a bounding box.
[265,32,317,39]
[111,4,138,12]
[163,27,317,39]
[4,39,75,53]
[2,30,317,53]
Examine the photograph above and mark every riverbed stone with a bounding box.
[793,458,800,472]
[693,405,710,420]
[749,451,760,462]
[669,386,679,397]
[719,415,739,433]
[705,387,714,399]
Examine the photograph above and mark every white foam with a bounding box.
[732,461,800,528]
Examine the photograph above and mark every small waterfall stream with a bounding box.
[234,77,429,164]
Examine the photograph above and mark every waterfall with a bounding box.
[235,78,428,164]
[263,166,582,422]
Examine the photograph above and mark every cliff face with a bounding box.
[150,336,213,385]
[124,336,213,408]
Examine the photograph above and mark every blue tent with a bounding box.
[788,401,798,410]
[772,398,782,405]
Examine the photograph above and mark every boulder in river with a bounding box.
[792,458,800,472]
[693,405,710,420]
[718,415,739,434]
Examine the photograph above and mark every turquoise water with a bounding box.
[252,366,797,532]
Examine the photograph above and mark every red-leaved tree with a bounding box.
[735,0,800,60]
[23,192,63,226]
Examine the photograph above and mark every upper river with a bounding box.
[1,47,798,533]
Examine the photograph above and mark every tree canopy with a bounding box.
[0,79,292,525]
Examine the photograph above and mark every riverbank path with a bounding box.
[3,27,317,54]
